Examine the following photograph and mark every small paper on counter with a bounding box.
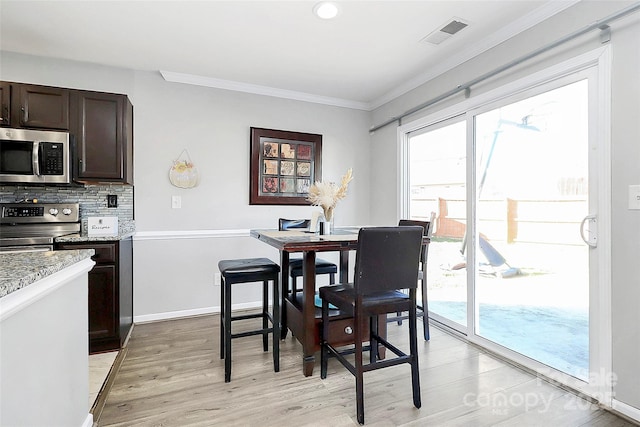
[87,217,119,236]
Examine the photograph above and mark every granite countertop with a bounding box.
[0,249,95,298]
[55,220,136,243]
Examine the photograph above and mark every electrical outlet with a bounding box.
[214,272,221,285]
[171,195,181,209]
[107,194,118,208]
[629,185,640,210]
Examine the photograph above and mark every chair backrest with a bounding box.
[354,226,423,295]
[398,212,435,262]
[279,218,310,231]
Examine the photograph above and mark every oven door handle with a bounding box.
[0,245,53,253]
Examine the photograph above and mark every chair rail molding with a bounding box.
[133,229,250,241]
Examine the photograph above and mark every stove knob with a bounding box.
[49,208,59,216]
[62,208,72,215]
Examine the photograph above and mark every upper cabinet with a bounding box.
[72,91,134,184]
[1,82,70,130]
[1,81,134,184]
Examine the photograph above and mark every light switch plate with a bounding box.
[171,195,182,209]
[629,185,640,210]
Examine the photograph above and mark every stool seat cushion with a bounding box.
[219,258,280,277]
[289,258,338,276]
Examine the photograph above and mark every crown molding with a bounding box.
[160,70,370,111]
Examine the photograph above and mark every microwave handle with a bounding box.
[32,141,40,176]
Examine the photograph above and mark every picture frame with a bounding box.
[250,127,322,205]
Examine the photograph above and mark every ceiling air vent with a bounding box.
[421,18,469,45]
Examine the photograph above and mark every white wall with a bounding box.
[131,70,370,231]
[369,0,640,415]
[130,70,370,321]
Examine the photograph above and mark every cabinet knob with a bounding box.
[344,326,353,335]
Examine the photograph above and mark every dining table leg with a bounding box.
[302,250,317,377]
[279,250,290,339]
[339,251,349,283]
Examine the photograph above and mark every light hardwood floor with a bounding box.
[98,313,636,426]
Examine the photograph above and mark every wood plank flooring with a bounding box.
[98,313,636,426]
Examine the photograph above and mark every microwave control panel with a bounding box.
[40,142,64,175]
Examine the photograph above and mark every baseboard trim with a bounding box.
[82,413,93,427]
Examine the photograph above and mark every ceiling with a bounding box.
[0,1,578,110]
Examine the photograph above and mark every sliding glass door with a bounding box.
[402,48,610,396]
[408,119,468,327]
[473,79,590,380]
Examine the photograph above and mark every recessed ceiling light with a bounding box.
[313,2,339,20]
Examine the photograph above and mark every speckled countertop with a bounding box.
[0,249,95,298]
[54,220,136,243]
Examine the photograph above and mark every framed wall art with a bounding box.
[250,127,322,205]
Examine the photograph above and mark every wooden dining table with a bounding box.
[250,227,362,377]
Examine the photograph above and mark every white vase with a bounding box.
[320,219,333,235]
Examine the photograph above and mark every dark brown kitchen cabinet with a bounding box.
[0,82,10,126]
[72,91,134,184]
[56,238,133,354]
[0,82,70,129]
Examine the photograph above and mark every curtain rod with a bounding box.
[369,2,640,134]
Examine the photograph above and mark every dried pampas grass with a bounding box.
[307,168,353,221]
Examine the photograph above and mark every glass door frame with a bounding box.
[398,45,612,403]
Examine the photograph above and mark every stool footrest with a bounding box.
[232,312,267,322]
[231,312,275,324]
[231,328,274,339]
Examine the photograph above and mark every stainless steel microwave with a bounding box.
[0,128,71,184]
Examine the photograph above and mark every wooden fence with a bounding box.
[411,197,588,246]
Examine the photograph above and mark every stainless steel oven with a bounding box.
[0,203,80,253]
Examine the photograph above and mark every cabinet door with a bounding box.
[74,91,133,183]
[88,264,118,343]
[15,84,69,129]
[0,82,9,127]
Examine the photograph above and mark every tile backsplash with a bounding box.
[0,184,134,225]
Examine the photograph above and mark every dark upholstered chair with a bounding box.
[387,213,435,340]
[319,226,423,425]
[279,218,338,295]
[218,258,280,382]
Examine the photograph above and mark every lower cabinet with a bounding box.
[56,237,133,354]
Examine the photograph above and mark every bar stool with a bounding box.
[218,258,280,383]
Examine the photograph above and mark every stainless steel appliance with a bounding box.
[0,128,72,184]
[0,203,80,253]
